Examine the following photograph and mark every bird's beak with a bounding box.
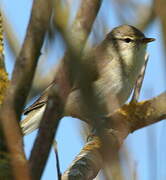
[142,37,155,43]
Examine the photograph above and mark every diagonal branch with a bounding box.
[1,9,20,56]
[0,0,52,179]
[29,0,102,179]
[62,136,103,180]
[63,91,166,179]
[2,0,52,119]
[129,92,166,131]
[131,54,149,103]
[69,0,102,50]
[29,85,64,180]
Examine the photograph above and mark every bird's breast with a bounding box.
[94,59,133,113]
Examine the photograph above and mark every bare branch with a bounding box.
[53,140,61,180]
[131,54,149,103]
[54,0,101,50]
[87,92,166,134]
[62,136,103,180]
[2,0,52,118]
[129,92,166,131]
[29,0,102,179]
[1,9,20,56]
[29,85,64,180]
[63,92,166,179]
[62,128,126,180]
[0,0,52,179]
[69,0,102,50]
[64,90,166,136]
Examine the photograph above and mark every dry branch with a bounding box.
[131,54,149,103]
[0,0,52,179]
[29,85,64,180]
[29,0,102,179]
[62,92,166,179]
[62,136,103,180]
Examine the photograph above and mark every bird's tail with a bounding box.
[21,105,46,135]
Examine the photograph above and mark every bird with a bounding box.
[21,25,155,135]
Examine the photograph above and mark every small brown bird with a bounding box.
[21,25,155,135]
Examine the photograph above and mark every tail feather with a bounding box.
[21,105,46,135]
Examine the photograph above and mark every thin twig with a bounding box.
[53,140,61,180]
[131,53,149,103]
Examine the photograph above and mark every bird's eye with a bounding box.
[124,38,132,43]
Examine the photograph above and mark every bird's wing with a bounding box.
[21,83,54,135]
[23,83,53,115]
[21,40,112,135]
[23,40,110,115]
[21,105,46,135]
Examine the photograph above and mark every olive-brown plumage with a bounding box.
[21,25,155,135]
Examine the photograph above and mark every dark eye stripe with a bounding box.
[111,38,134,43]
[124,38,132,43]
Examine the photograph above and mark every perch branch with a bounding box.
[62,92,166,179]
[62,136,103,180]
